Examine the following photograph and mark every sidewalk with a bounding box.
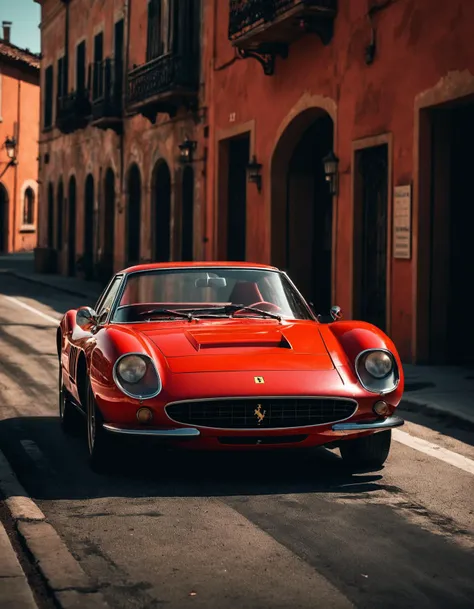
[402,364,474,426]
[1,254,473,427]
[0,518,38,608]
[0,252,102,301]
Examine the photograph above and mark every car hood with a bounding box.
[141,321,335,373]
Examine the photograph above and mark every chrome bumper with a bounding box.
[103,425,201,438]
[332,415,404,432]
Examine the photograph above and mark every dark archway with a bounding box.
[271,109,334,313]
[47,183,54,248]
[0,183,8,253]
[83,174,95,278]
[181,166,194,260]
[56,180,64,251]
[126,164,141,265]
[151,161,171,262]
[103,168,115,278]
[67,176,77,276]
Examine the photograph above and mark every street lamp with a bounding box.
[322,150,339,196]
[178,138,197,163]
[246,155,262,192]
[4,136,17,163]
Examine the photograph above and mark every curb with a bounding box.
[400,396,474,428]
[1,269,100,301]
[0,450,110,609]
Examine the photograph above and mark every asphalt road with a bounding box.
[0,275,473,609]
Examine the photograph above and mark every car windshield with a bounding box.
[111,268,313,322]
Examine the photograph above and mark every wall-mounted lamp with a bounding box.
[4,136,17,163]
[322,150,339,196]
[178,138,197,163]
[246,155,262,192]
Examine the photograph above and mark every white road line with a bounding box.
[2,295,59,325]
[393,429,474,476]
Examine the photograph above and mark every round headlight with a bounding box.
[364,351,393,379]
[117,355,147,384]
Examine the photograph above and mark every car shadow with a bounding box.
[0,416,394,503]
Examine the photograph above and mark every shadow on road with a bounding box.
[0,415,391,502]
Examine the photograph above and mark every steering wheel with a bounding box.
[247,301,282,314]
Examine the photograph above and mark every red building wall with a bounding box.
[203,0,474,362]
[0,42,40,253]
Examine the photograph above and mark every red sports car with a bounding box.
[57,262,404,472]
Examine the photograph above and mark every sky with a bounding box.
[0,0,41,54]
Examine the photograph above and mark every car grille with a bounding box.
[165,398,357,429]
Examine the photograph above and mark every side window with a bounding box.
[95,276,122,322]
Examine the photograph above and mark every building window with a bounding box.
[23,187,35,226]
[76,40,86,91]
[147,0,171,61]
[57,56,66,100]
[93,31,104,100]
[44,65,53,129]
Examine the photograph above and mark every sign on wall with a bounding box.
[393,184,412,259]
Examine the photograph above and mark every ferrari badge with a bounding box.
[254,376,265,384]
[254,404,266,424]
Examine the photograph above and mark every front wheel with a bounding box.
[339,430,392,470]
[86,378,115,473]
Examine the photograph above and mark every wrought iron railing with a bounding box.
[56,90,91,131]
[127,53,198,106]
[91,58,123,120]
[228,0,337,39]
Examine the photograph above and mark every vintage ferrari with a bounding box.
[57,262,404,472]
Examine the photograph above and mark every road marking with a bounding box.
[0,450,45,521]
[20,440,57,475]
[2,295,59,325]
[393,429,474,476]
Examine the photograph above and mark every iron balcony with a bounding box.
[228,0,337,54]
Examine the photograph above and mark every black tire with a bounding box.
[86,378,115,473]
[59,366,79,436]
[340,430,392,470]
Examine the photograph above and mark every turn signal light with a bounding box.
[373,401,391,417]
[136,407,153,424]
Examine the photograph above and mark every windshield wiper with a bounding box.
[139,308,194,321]
[225,304,281,321]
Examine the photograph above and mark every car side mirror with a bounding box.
[316,305,343,323]
[76,306,98,330]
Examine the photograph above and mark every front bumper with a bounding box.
[102,414,404,441]
[332,415,404,432]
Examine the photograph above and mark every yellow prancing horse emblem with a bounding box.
[254,376,265,384]
[254,403,266,424]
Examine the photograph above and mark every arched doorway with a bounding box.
[271,109,334,313]
[83,174,95,278]
[47,183,54,248]
[56,180,64,251]
[126,164,141,265]
[67,176,77,276]
[103,168,115,278]
[151,161,171,262]
[181,166,194,260]
[0,183,8,253]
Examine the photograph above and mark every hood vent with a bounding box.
[185,329,292,352]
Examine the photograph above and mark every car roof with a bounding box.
[120,261,280,274]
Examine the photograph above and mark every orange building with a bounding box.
[0,21,40,253]
[202,0,474,365]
